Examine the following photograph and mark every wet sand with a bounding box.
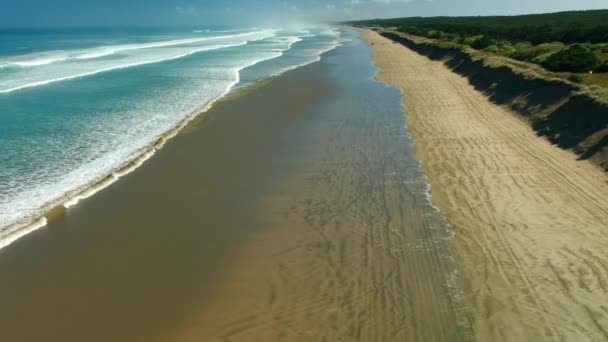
[362,29,608,342]
[0,31,469,341]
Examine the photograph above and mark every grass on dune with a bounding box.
[349,10,608,97]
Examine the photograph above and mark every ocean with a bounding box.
[0,29,467,341]
[0,26,342,247]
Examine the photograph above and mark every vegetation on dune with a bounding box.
[351,11,608,168]
[368,30,608,170]
[351,10,608,44]
[543,44,604,72]
[350,10,608,74]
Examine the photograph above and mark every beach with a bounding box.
[0,31,470,341]
[362,29,608,341]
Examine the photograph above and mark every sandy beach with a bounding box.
[362,29,608,341]
[0,31,470,341]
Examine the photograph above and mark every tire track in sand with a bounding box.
[362,29,608,342]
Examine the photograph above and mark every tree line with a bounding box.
[350,10,608,74]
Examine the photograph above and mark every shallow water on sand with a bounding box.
[0,29,469,341]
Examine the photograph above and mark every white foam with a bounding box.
[113,150,156,178]
[12,57,67,67]
[0,27,344,250]
[271,39,342,77]
[62,148,157,208]
[0,30,282,94]
[215,28,258,33]
[63,175,118,208]
[0,42,250,94]
[74,49,116,60]
[0,30,273,70]
[320,28,341,37]
[107,32,263,51]
[0,217,48,250]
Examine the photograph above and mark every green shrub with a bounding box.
[443,33,461,42]
[398,26,424,36]
[542,44,604,72]
[497,41,517,56]
[531,52,557,64]
[471,35,496,49]
[512,42,563,62]
[484,45,500,53]
[427,30,444,39]
[463,35,484,46]
[568,74,585,83]
[596,63,608,73]
[534,42,566,53]
[581,42,598,50]
[483,41,518,57]
[511,42,533,59]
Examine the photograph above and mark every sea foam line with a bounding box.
[0,30,343,251]
[1,30,270,68]
[0,218,47,250]
[268,38,344,78]
[11,57,67,67]
[0,41,253,94]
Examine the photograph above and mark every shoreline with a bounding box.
[0,41,340,251]
[362,29,608,341]
[0,30,470,341]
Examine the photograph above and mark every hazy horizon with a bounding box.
[2,0,607,28]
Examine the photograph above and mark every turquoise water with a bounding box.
[0,26,342,246]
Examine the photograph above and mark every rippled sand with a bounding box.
[363,29,608,342]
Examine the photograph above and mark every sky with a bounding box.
[1,0,607,28]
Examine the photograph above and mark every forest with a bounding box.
[351,10,608,75]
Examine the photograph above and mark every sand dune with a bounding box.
[362,29,608,342]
